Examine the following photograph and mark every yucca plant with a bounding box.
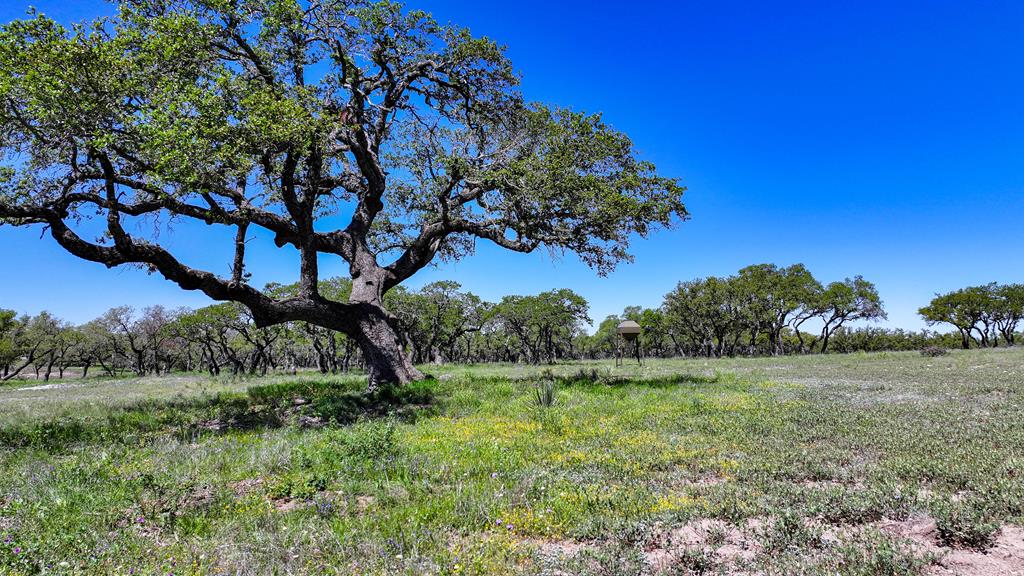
[533,378,557,408]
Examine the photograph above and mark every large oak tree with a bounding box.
[0,0,686,387]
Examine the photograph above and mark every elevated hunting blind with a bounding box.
[616,320,643,366]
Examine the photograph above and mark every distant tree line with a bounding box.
[0,279,592,380]
[919,283,1024,349]
[1,267,1021,380]
[580,264,889,358]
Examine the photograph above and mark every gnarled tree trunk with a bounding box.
[343,272,424,390]
[350,306,423,390]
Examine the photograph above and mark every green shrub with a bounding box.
[934,500,1000,550]
[763,511,822,552]
[672,548,716,574]
[834,529,933,576]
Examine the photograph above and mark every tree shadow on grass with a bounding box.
[555,368,723,389]
[0,379,436,451]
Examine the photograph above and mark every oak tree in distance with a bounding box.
[0,0,686,387]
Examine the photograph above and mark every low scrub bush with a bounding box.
[271,421,399,499]
[934,500,1000,550]
[674,548,716,574]
[762,511,823,552]
[833,529,934,576]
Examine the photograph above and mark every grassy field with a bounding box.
[1,350,1023,575]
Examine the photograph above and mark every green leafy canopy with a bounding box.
[0,0,686,314]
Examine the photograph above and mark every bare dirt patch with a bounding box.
[355,494,375,512]
[524,537,589,558]
[645,518,761,574]
[228,477,264,497]
[874,514,944,556]
[645,513,1024,575]
[681,473,730,488]
[17,383,82,391]
[829,514,1024,576]
[271,497,306,513]
[926,525,1024,576]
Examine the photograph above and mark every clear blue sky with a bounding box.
[1,0,1022,331]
